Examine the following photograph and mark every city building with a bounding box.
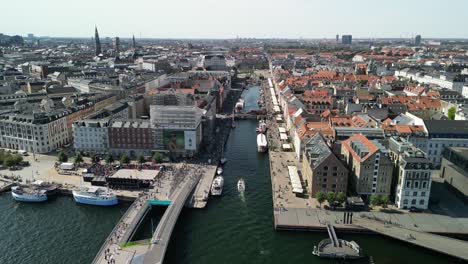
[108,119,153,156]
[415,35,422,46]
[149,105,203,157]
[113,37,120,53]
[342,35,352,45]
[341,134,393,197]
[390,137,433,209]
[440,147,468,197]
[409,120,468,166]
[95,26,102,56]
[73,119,110,155]
[203,55,227,71]
[302,133,348,196]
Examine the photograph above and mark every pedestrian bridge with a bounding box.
[136,172,202,264]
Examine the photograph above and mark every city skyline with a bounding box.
[2,0,468,39]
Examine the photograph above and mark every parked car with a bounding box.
[409,207,422,213]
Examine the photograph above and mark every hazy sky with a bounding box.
[2,0,467,39]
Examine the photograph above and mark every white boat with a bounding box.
[72,186,118,206]
[235,98,244,112]
[237,178,245,192]
[257,134,268,152]
[217,167,223,175]
[256,120,267,134]
[11,186,48,202]
[210,176,224,196]
[220,158,228,165]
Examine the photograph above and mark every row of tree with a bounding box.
[315,191,346,207]
[370,194,390,207]
[57,151,166,166]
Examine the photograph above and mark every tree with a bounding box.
[4,156,17,167]
[152,152,164,163]
[448,107,456,120]
[370,194,382,206]
[105,154,114,164]
[120,154,130,165]
[58,151,68,163]
[74,153,83,165]
[381,195,389,207]
[335,192,346,204]
[137,155,146,165]
[316,192,326,207]
[326,192,336,204]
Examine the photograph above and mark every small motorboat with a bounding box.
[220,158,228,165]
[237,178,245,192]
[217,167,223,175]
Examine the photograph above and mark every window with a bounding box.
[406,181,411,188]
[421,192,426,197]
[411,199,416,205]
[413,192,418,196]
[419,200,425,205]
[324,166,328,170]
[415,182,419,188]
[403,199,408,204]
[333,166,337,171]
[422,182,427,188]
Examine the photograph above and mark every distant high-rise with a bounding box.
[342,35,352,45]
[415,35,422,46]
[132,35,136,49]
[113,37,120,53]
[336,34,339,43]
[95,26,102,56]
[27,33,34,39]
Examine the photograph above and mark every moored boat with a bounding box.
[72,187,118,206]
[257,134,268,152]
[217,167,223,175]
[256,120,267,134]
[210,176,224,196]
[220,158,228,165]
[11,185,48,202]
[237,178,245,192]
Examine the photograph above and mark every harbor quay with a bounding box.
[261,77,468,261]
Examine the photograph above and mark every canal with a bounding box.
[0,86,460,264]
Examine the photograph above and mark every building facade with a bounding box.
[341,134,393,197]
[302,133,348,196]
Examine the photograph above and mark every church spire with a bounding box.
[132,34,136,49]
[95,26,102,56]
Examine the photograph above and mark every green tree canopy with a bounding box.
[316,192,326,206]
[448,107,456,120]
[152,152,164,163]
[370,194,383,206]
[335,192,346,204]
[120,154,130,165]
[137,155,146,165]
[74,153,83,164]
[58,151,68,163]
[326,192,336,203]
[105,154,114,164]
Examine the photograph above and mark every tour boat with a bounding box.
[257,134,268,152]
[237,178,246,192]
[72,186,118,206]
[217,167,223,175]
[210,176,224,196]
[11,185,48,202]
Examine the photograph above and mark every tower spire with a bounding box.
[132,34,136,49]
[95,26,102,56]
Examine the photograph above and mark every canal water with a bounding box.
[0,86,460,264]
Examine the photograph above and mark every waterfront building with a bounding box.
[73,119,110,155]
[108,119,153,157]
[149,105,203,157]
[341,134,393,197]
[390,137,433,209]
[440,147,468,197]
[302,133,348,196]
